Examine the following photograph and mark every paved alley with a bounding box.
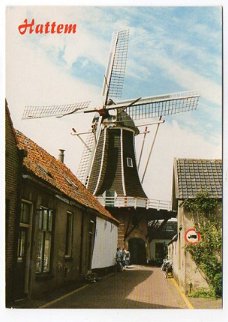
[43,265,188,309]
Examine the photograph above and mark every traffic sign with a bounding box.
[184,228,201,244]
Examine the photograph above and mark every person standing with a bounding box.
[116,248,123,271]
[122,248,127,267]
[124,249,130,267]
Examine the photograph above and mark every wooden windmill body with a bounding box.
[23,30,200,263]
[87,110,146,199]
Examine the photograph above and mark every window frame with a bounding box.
[17,200,33,262]
[127,157,133,168]
[65,211,74,258]
[35,207,54,275]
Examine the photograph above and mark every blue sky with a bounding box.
[6,5,222,200]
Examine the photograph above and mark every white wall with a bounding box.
[168,240,178,274]
[91,217,118,269]
[169,203,209,293]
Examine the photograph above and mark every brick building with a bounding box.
[5,101,24,305]
[5,104,118,306]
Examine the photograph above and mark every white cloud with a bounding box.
[151,53,222,106]
[62,30,108,68]
[137,120,222,200]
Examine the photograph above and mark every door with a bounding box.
[155,242,166,262]
[80,215,96,275]
[128,238,146,264]
[14,201,32,299]
[15,228,28,298]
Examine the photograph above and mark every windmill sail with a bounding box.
[78,30,130,187]
[22,101,91,119]
[106,91,200,121]
[77,131,96,186]
[102,30,129,103]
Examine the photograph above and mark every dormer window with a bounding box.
[127,157,133,168]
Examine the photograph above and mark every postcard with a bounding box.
[3,3,226,322]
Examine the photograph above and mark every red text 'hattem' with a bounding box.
[18,19,77,35]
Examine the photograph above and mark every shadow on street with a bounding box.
[46,265,184,309]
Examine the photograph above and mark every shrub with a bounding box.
[188,288,215,298]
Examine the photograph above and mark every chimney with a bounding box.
[58,149,65,163]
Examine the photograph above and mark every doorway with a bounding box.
[14,201,32,299]
[128,238,146,264]
[155,242,167,262]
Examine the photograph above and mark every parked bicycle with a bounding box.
[161,259,173,278]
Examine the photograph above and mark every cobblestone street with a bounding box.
[43,266,188,309]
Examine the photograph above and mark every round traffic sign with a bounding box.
[184,228,201,244]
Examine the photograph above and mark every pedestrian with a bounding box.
[122,248,127,267]
[125,249,130,267]
[116,247,123,271]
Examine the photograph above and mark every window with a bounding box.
[20,201,31,224]
[17,201,32,263]
[36,208,54,274]
[17,229,27,262]
[65,212,73,257]
[127,157,133,168]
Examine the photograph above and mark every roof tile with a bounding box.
[15,130,118,224]
[175,158,222,199]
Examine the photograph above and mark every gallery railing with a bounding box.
[96,196,172,211]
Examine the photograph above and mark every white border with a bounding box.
[1,2,227,322]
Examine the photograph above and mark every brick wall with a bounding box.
[5,102,22,306]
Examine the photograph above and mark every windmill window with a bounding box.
[127,157,133,168]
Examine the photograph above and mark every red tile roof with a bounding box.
[15,130,119,225]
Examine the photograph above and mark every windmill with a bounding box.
[23,30,200,260]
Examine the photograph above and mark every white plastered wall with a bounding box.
[170,203,209,293]
[91,217,118,269]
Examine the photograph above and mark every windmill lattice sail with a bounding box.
[102,30,129,103]
[22,101,91,119]
[77,131,96,186]
[109,91,200,121]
